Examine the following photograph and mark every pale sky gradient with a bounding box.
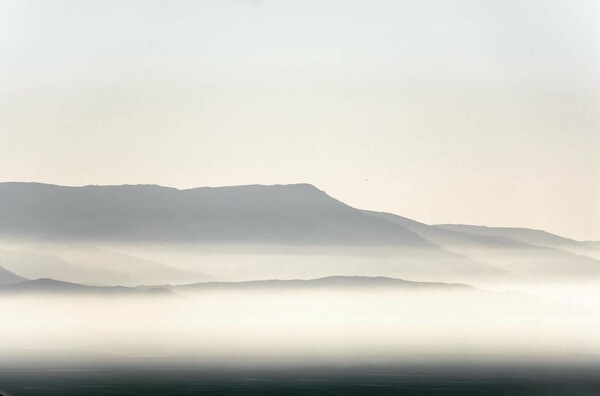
[0,0,598,240]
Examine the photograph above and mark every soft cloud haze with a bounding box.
[0,0,598,239]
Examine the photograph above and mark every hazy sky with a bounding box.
[1,0,598,240]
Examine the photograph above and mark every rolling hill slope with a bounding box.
[436,224,600,260]
[366,211,600,281]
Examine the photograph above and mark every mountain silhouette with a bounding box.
[0,266,27,286]
[169,275,474,293]
[366,211,600,280]
[0,278,171,296]
[0,276,474,297]
[0,182,431,247]
[436,224,600,260]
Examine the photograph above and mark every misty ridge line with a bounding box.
[1,275,560,319]
[0,277,172,296]
[0,275,478,296]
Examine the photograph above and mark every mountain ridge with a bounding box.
[0,182,433,247]
[365,211,600,280]
[0,266,27,286]
[0,275,476,296]
[168,275,476,292]
[0,278,172,296]
[435,223,600,261]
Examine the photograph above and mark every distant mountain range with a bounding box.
[0,182,598,284]
[169,275,474,293]
[0,275,471,296]
[0,276,555,317]
[0,277,171,296]
[436,224,600,260]
[0,182,430,246]
[365,211,600,281]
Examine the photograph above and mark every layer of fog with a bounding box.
[105,243,600,308]
[3,240,600,307]
[1,288,599,368]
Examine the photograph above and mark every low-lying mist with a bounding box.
[1,287,599,369]
[2,239,600,374]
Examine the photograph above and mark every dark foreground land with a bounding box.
[1,363,599,396]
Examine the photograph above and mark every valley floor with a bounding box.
[1,363,600,396]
